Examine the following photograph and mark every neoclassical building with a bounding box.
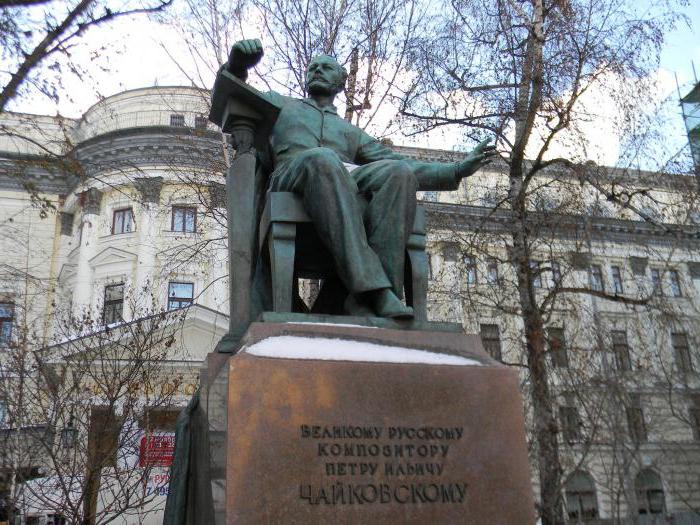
[1,85,699,523]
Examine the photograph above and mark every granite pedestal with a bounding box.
[200,321,534,524]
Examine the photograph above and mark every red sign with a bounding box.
[139,434,175,467]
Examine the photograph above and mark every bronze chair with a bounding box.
[258,191,429,320]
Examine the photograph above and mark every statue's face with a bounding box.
[306,55,346,96]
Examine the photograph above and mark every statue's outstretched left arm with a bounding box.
[357,135,497,191]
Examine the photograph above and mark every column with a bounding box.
[134,177,163,313]
[73,188,102,316]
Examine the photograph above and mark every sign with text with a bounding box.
[139,434,175,467]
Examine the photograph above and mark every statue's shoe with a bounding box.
[372,289,414,319]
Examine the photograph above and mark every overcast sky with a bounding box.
[9,1,700,167]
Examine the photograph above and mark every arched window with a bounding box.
[635,469,666,515]
[565,470,598,522]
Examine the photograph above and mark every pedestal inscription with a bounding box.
[222,323,535,524]
[297,423,468,506]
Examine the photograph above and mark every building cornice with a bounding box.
[0,156,70,194]
[424,201,700,247]
[73,127,223,186]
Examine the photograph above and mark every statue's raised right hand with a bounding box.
[228,39,264,79]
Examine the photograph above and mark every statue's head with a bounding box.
[306,54,347,96]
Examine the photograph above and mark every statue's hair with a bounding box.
[307,54,348,93]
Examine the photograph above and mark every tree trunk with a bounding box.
[511,223,564,524]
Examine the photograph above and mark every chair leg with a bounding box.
[268,222,297,313]
[407,233,428,321]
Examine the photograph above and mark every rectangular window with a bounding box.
[486,260,499,284]
[611,330,632,371]
[689,395,700,441]
[480,324,502,361]
[464,256,477,284]
[112,208,134,234]
[626,394,647,444]
[0,302,13,344]
[671,332,693,372]
[194,115,208,130]
[171,206,197,233]
[170,114,185,127]
[611,265,624,294]
[669,269,682,297]
[549,327,569,368]
[651,268,663,296]
[88,406,120,467]
[103,284,124,324]
[141,407,181,432]
[530,260,542,288]
[168,282,194,310]
[589,264,604,292]
[559,405,582,443]
[551,261,561,287]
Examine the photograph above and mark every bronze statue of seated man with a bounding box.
[227,39,496,319]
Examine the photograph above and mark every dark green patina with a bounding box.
[212,39,495,347]
[164,42,495,522]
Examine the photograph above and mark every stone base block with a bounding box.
[213,322,534,524]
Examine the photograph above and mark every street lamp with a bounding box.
[60,416,77,448]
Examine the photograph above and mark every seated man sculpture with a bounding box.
[227,39,496,319]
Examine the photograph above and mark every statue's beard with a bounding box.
[307,79,342,96]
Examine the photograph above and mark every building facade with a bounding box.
[1,86,699,523]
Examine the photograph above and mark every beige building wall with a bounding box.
[1,85,699,523]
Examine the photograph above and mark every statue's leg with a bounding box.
[269,147,392,295]
[351,160,418,298]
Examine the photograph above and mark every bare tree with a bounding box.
[400,0,692,522]
[0,0,174,112]
[0,288,192,524]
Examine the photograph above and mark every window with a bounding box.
[611,330,632,371]
[671,332,693,372]
[442,243,459,262]
[589,264,604,292]
[480,324,502,361]
[650,268,663,296]
[168,282,194,310]
[464,255,477,284]
[141,407,181,432]
[486,260,499,284]
[170,113,185,127]
[551,261,561,287]
[635,469,665,515]
[0,302,13,344]
[88,406,120,467]
[565,471,598,521]
[112,208,134,234]
[611,265,624,294]
[427,254,434,280]
[549,327,569,368]
[530,260,542,288]
[103,284,124,324]
[422,191,438,202]
[689,395,700,441]
[559,405,582,443]
[669,269,682,297]
[194,115,208,130]
[172,206,197,233]
[626,394,647,444]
